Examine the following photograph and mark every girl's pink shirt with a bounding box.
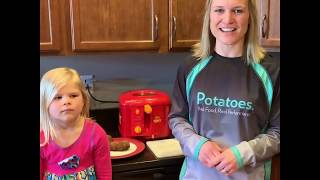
[40,119,112,179]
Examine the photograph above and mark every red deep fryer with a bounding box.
[119,89,171,140]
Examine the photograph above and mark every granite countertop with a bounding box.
[112,144,184,173]
[89,108,184,174]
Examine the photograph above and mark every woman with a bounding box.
[168,0,280,179]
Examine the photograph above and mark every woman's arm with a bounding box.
[233,74,280,167]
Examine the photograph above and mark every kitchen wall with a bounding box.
[40,52,280,109]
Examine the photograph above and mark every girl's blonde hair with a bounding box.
[40,67,90,146]
[192,0,265,64]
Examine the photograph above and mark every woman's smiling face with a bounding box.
[210,0,250,48]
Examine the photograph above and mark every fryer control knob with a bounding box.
[144,104,152,114]
[134,126,142,134]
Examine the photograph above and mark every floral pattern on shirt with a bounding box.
[45,166,96,180]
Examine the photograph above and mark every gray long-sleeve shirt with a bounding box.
[169,53,280,180]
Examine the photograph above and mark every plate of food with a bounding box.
[108,136,145,159]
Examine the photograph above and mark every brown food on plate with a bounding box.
[110,141,130,151]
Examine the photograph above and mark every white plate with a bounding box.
[110,142,137,157]
[109,137,145,159]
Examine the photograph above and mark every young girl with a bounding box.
[40,67,112,179]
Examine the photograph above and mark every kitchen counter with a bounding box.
[112,145,184,179]
[112,143,184,172]
[90,108,184,179]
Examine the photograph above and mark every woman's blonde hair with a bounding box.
[40,67,90,146]
[192,0,265,64]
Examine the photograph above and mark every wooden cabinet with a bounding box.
[168,0,280,51]
[40,0,280,54]
[258,0,280,50]
[69,0,164,52]
[40,0,204,53]
[40,0,61,52]
[169,0,206,51]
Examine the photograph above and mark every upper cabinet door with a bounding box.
[40,0,61,52]
[69,0,161,52]
[169,0,206,51]
[258,0,280,49]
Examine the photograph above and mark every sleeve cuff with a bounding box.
[194,137,209,159]
[234,141,256,167]
[231,146,244,168]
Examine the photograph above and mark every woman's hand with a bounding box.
[214,148,239,176]
[198,141,223,168]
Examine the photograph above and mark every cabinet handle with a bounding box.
[261,14,267,38]
[153,14,159,41]
[172,16,177,40]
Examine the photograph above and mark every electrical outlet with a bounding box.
[80,74,95,89]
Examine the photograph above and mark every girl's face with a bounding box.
[49,83,84,128]
[210,0,249,48]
